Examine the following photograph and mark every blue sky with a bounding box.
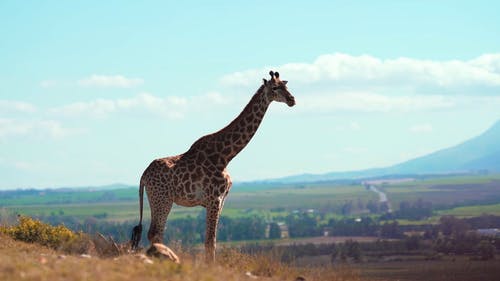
[1,1,500,189]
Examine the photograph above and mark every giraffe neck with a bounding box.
[188,86,271,168]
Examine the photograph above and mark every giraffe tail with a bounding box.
[130,176,145,250]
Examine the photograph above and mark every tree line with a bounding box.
[27,209,432,246]
[238,215,500,263]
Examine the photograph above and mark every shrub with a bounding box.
[0,216,79,250]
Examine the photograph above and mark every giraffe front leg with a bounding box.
[205,199,222,263]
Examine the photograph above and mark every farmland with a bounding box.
[377,174,500,212]
[2,173,500,222]
[1,182,380,222]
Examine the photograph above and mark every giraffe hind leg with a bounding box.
[148,199,173,244]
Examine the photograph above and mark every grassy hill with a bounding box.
[4,230,500,281]
[0,233,358,281]
[0,218,356,281]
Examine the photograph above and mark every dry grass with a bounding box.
[0,216,360,281]
[0,232,359,281]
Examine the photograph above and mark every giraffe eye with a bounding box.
[272,86,279,90]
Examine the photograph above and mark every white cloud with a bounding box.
[0,118,81,139]
[38,120,83,138]
[0,100,37,113]
[0,119,30,137]
[470,54,500,73]
[409,124,433,134]
[78,74,144,88]
[52,99,117,118]
[117,93,188,119]
[220,53,500,92]
[298,92,455,113]
[50,92,225,120]
[202,91,231,105]
[218,53,500,114]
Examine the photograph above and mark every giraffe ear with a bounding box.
[263,78,268,85]
[282,80,288,85]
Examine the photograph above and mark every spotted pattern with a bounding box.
[138,76,295,262]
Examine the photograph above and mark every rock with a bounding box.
[80,254,92,259]
[245,271,258,279]
[57,255,66,259]
[146,243,180,264]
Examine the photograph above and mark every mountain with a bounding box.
[269,120,500,183]
[389,120,500,174]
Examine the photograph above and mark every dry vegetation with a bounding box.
[0,217,359,281]
[4,216,500,281]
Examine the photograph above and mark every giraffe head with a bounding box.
[263,71,296,107]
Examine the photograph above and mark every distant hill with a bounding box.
[388,120,500,174]
[268,120,500,183]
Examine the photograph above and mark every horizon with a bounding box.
[1,118,498,191]
[1,1,500,190]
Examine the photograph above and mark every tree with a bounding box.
[476,240,495,260]
[269,222,281,239]
[405,235,421,251]
[357,198,364,211]
[341,201,353,216]
[346,240,362,262]
[380,221,403,238]
[330,243,339,263]
[286,213,321,238]
[396,199,433,220]
[380,202,390,213]
[440,216,469,237]
[338,239,362,262]
[366,200,379,214]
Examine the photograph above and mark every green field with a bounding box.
[379,174,500,209]
[437,203,500,217]
[1,182,378,221]
[2,173,500,222]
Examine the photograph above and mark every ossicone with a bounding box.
[264,70,283,84]
[269,70,275,79]
[269,70,281,83]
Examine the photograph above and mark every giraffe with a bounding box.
[130,71,295,262]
